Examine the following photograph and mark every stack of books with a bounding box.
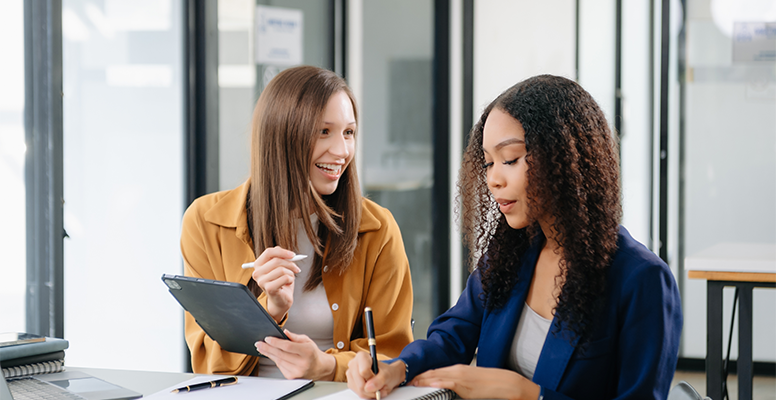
[0,332,69,379]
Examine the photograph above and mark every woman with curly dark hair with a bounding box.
[348,75,682,399]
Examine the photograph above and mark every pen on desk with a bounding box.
[170,376,238,393]
[241,254,307,269]
[364,307,381,400]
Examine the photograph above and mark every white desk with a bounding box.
[685,242,776,400]
[69,367,347,399]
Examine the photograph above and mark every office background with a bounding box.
[0,0,774,377]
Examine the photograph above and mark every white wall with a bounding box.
[620,0,654,247]
[578,0,616,125]
[473,0,576,117]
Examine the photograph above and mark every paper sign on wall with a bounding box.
[255,5,303,66]
[733,21,776,63]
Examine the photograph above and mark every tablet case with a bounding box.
[161,274,287,357]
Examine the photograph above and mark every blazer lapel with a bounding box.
[477,241,541,369]
[532,318,579,391]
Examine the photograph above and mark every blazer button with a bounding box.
[331,303,339,311]
[337,341,344,349]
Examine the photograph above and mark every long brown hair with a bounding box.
[249,66,362,291]
[458,75,621,341]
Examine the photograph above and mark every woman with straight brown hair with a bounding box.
[180,65,414,381]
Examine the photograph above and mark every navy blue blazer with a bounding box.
[397,226,682,400]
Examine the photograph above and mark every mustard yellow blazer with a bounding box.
[180,180,414,381]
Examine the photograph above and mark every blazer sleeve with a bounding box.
[180,203,259,375]
[396,269,486,382]
[612,261,682,399]
[540,260,683,400]
[326,210,415,382]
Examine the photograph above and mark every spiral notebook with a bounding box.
[2,359,64,378]
[317,386,456,400]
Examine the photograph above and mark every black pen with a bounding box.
[170,376,238,393]
[364,307,381,400]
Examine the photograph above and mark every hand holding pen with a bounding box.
[247,247,305,323]
[345,308,407,399]
[171,376,237,393]
[242,253,307,269]
[365,307,381,400]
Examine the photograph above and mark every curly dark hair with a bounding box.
[458,74,622,341]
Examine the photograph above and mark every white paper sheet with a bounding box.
[144,375,313,400]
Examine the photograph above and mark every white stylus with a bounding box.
[241,254,308,269]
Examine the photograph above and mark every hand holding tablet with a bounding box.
[162,274,288,357]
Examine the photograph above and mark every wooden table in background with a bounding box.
[686,243,775,400]
[687,270,776,400]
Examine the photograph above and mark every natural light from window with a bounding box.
[0,0,26,334]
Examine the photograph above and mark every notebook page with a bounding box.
[317,386,455,400]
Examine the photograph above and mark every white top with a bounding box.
[259,214,334,378]
[507,302,552,380]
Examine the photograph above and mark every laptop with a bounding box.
[1,361,141,400]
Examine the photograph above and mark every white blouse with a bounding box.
[258,214,334,378]
[506,302,552,380]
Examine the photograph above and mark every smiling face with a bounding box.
[310,90,356,196]
[482,108,531,230]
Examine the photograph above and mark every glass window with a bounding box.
[681,0,776,362]
[62,0,185,371]
[361,0,435,338]
[0,0,26,333]
[218,0,335,190]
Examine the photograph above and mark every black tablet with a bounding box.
[161,274,287,357]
